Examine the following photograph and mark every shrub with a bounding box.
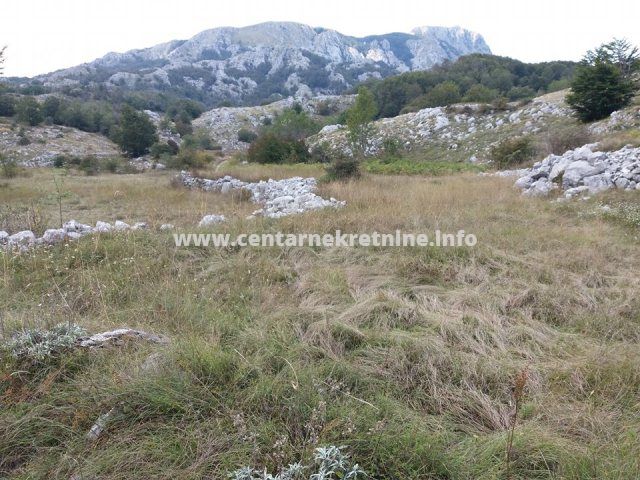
[15,96,44,126]
[79,156,100,176]
[166,149,214,169]
[247,133,310,164]
[3,323,86,365]
[0,153,19,178]
[237,128,258,143]
[150,142,177,159]
[490,136,536,168]
[542,123,593,155]
[17,134,30,146]
[0,94,16,117]
[324,155,361,181]
[315,99,338,116]
[52,155,66,168]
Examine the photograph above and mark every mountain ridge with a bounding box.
[32,21,491,106]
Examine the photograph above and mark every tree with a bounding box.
[113,105,157,157]
[423,81,462,107]
[15,97,44,126]
[567,39,638,122]
[0,46,5,76]
[346,87,378,156]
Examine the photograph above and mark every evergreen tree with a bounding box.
[567,39,638,122]
[113,105,158,157]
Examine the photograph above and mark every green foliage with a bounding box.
[410,81,461,110]
[370,54,576,118]
[247,133,310,164]
[324,155,361,181]
[346,87,378,156]
[238,128,258,143]
[463,84,498,103]
[567,39,638,122]
[364,158,485,175]
[267,107,320,140]
[0,94,16,116]
[166,149,214,169]
[15,96,44,126]
[112,105,158,157]
[490,136,536,168]
[3,323,86,365]
[0,153,19,178]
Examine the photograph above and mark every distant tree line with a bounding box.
[365,54,576,118]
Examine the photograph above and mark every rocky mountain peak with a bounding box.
[35,21,491,106]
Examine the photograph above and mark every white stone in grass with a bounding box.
[114,220,130,231]
[199,214,226,227]
[42,228,67,245]
[160,223,174,231]
[8,230,36,246]
[0,231,8,244]
[131,222,148,230]
[93,221,113,233]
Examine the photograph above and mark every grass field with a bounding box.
[1,166,639,479]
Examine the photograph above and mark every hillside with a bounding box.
[20,22,490,106]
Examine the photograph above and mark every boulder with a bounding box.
[114,220,130,231]
[199,214,226,227]
[8,230,36,246]
[42,228,67,245]
[93,221,113,233]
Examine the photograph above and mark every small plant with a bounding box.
[228,445,365,480]
[52,155,66,168]
[3,323,86,364]
[0,153,19,178]
[324,156,361,181]
[238,128,258,143]
[490,136,535,169]
[505,367,529,478]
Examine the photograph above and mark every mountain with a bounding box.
[34,22,491,106]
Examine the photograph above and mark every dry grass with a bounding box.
[1,166,639,479]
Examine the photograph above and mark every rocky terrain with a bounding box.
[0,121,119,166]
[180,171,345,218]
[193,94,354,151]
[510,144,640,197]
[27,22,490,106]
[308,93,571,160]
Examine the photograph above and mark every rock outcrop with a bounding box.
[180,171,345,218]
[510,144,640,197]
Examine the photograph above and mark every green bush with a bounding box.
[324,155,361,181]
[490,136,536,168]
[247,133,310,164]
[112,105,158,157]
[15,97,44,126]
[0,94,16,117]
[166,149,214,169]
[0,154,19,178]
[237,128,258,143]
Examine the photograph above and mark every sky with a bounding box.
[1,0,639,77]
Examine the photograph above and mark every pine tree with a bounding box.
[567,39,638,122]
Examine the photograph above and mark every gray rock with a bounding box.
[42,228,67,245]
[160,224,174,231]
[562,161,603,188]
[114,220,130,231]
[198,214,226,227]
[8,230,36,246]
[93,221,113,233]
[0,231,8,244]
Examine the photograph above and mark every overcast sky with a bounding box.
[1,0,639,77]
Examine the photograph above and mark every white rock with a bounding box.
[8,230,36,246]
[0,231,8,244]
[199,214,226,227]
[114,220,130,231]
[132,222,148,230]
[42,228,67,245]
[93,221,113,233]
[160,224,174,231]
